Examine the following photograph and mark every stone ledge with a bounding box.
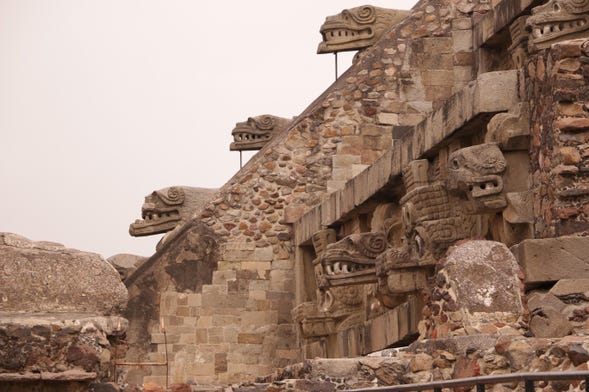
[294,70,519,245]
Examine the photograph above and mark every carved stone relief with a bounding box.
[230,115,292,152]
[446,143,508,213]
[508,16,529,68]
[317,6,409,54]
[129,186,217,251]
[526,0,589,52]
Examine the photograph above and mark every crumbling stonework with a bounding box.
[0,234,129,391]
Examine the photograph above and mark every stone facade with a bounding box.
[6,0,589,389]
[119,0,589,386]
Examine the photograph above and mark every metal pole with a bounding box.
[525,379,534,392]
[334,52,338,80]
[240,150,243,169]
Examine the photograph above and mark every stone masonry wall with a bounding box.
[127,0,484,386]
[527,39,589,238]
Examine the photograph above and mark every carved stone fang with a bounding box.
[321,27,373,44]
[129,208,181,236]
[531,19,587,41]
[232,132,272,142]
[469,175,504,198]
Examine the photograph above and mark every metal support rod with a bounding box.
[163,322,169,389]
[240,150,243,169]
[525,380,535,392]
[113,317,169,388]
[334,52,339,80]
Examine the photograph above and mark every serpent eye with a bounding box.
[451,158,460,170]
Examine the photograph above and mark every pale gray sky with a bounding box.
[0,0,416,258]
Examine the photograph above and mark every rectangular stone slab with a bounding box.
[512,236,589,287]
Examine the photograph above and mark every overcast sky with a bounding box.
[0,0,416,258]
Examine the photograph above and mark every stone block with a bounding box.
[529,307,573,338]
[453,17,473,30]
[253,246,274,261]
[474,70,518,113]
[214,353,228,374]
[212,270,237,285]
[240,261,272,273]
[377,112,399,125]
[454,65,474,83]
[550,279,589,298]
[423,70,455,86]
[386,269,429,294]
[284,205,308,223]
[352,164,370,176]
[332,167,353,180]
[222,249,254,262]
[512,236,589,286]
[526,291,566,313]
[327,180,347,191]
[332,154,361,167]
[423,37,454,54]
[452,29,473,52]
[240,311,278,328]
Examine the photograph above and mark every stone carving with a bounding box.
[509,16,530,68]
[317,6,409,54]
[485,103,530,150]
[526,0,589,52]
[294,227,373,338]
[314,232,385,290]
[129,186,217,238]
[230,115,292,152]
[446,143,508,213]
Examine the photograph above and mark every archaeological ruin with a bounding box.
[4,0,589,390]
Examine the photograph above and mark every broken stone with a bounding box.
[529,307,573,338]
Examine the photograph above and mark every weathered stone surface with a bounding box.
[526,291,566,314]
[474,71,518,113]
[529,307,573,338]
[0,233,127,314]
[0,313,126,384]
[107,253,147,281]
[441,241,523,323]
[512,237,589,287]
[550,279,589,299]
